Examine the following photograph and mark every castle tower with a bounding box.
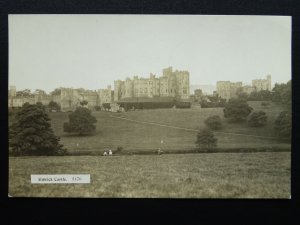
[114,80,121,102]
[114,80,125,101]
[9,86,16,97]
[124,78,134,98]
[267,75,272,91]
[163,67,173,77]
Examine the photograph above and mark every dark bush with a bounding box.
[204,115,222,130]
[48,101,61,112]
[274,110,291,140]
[195,128,217,151]
[248,111,268,127]
[102,103,111,110]
[119,101,190,110]
[223,98,253,123]
[200,99,226,108]
[64,107,97,135]
[94,106,101,111]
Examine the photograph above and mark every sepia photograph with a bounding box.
[8,14,291,198]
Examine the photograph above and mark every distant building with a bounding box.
[252,75,272,91]
[98,85,113,106]
[8,86,113,112]
[194,89,203,102]
[9,86,16,98]
[216,81,243,100]
[114,67,190,101]
[9,67,189,111]
[190,85,216,95]
[242,85,255,94]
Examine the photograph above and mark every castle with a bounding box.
[216,75,272,100]
[8,85,113,112]
[9,67,190,111]
[114,67,190,101]
[9,70,272,110]
[252,75,272,92]
[216,81,243,100]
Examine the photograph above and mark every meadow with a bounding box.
[48,101,290,153]
[9,152,290,198]
[8,101,291,198]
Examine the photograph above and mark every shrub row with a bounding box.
[200,100,226,108]
[118,101,191,111]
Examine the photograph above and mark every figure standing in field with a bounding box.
[109,149,113,156]
[157,148,163,155]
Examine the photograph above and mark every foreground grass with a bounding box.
[47,101,289,152]
[9,152,290,198]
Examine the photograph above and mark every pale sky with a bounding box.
[9,15,291,93]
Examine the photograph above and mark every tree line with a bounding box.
[196,80,291,151]
[9,80,291,156]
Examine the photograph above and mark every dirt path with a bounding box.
[110,114,282,140]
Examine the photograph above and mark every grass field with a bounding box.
[9,152,291,198]
[47,101,290,153]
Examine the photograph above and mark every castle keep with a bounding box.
[114,67,190,101]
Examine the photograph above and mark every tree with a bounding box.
[274,110,291,140]
[237,92,249,101]
[9,103,65,156]
[223,98,253,123]
[36,102,46,111]
[204,115,222,130]
[63,107,97,135]
[34,89,46,96]
[195,128,217,151]
[102,103,111,111]
[272,80,291,108]
[16,89,32,97]
[80,100,88,106]
[248,90,272,101]
[94,106,101,111]
[48,101,61,112]
[248,111,268,127]
[50,88,61,96]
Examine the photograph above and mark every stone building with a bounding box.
[9,86,113,112]
[194,89,203,102]
[9,86,16,98]
[216,81,243,100]
[60,88,112,112]
[242,85,255,94]
[9,96,35,108]
[60,88,82,111]
[252,75,272,91]
[114,67,190,101]
[98,85,113,105]
[9,67,190,111]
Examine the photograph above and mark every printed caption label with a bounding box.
[31,174,90,184]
